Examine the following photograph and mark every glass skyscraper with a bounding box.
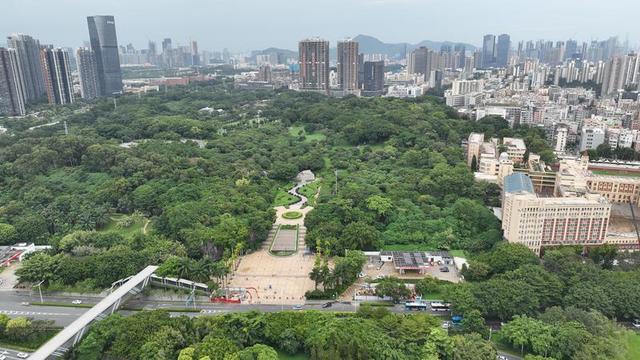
[87,15,123,96]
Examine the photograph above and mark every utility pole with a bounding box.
[34,280,45,304]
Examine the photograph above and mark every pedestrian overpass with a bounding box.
[29,265,158,360]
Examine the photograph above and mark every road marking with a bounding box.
[0,310,72,316]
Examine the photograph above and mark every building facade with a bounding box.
[502,173,611,254]
[6,33,46,102]
[298,38,329,92]
[76,48,100,100]
[337,40,358,91]
[40,47,74,105]
[362,60,384,96]
[496,34,511,67]
[87,15,123,96]
[0,47,26,116]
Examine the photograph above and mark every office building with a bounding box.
[408,47,429,76]
[6,33,46,102]
[362,60,384,96]
[87,15,123,96]
[482,34,496,68]
[0,48,26,116]
[40,47,74,105]
[147,41,157,65]
[502,173,610,255]
[337,40,358,91]
[76,48,99,100]
[298,38,329,92]
[190,41,200,66]
[496,34,510,67]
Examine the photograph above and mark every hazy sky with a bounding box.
[3,0,639,52]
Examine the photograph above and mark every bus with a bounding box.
[430,302,451,312]
[405,300,428,311]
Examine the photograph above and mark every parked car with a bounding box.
[20,302,30,306]
[71,300,83,305]
[322,302,333,308]
[633,319,640,328]
[375,274,386,280]
[17,353,29,359]
[358,272,366,278]
[292,304,303,310]
[439,266,450,272]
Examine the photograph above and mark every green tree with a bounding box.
[4,317,32,340]
[237,344,278,360]
[460,309,487,337]
[0,223,18,245]
[451,333,497,360]
[375,276,411,303]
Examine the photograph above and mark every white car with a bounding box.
[71,300,83,305]
[633,319,640,328]
[16,353,29,359]
[20,302,30,306]
[358,272,366,278]
[375,275,386,280]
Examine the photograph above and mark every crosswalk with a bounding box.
[199,309,228,314]
[0,309,71,316]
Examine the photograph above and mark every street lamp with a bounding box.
[34,280,45,304]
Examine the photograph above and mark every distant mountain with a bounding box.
[353,34,476,59]
[250,47,297,61]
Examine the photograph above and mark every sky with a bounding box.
[2,0,639,52]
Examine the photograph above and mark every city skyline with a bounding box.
[2,0,640,52]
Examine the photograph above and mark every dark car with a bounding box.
[439,266,450,272]
[322,302,333,308]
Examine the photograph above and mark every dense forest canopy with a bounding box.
[0,81,509,289]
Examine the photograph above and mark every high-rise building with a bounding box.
[76,47,99,100]
[362,60,384,96]
[87,15,123,96]
[496,34,510,67]
[0,47,26,116]
[337,40,359,91]
[162,38,172,53]
[565,39,578,60]
[298,38,330,92]
[190,41,200,66]
[40,47,74,105]
[408,47,429,76]
[482,34,496,68]
[601,53,640,96]
[147,41,157,65]
[6,33,46,102]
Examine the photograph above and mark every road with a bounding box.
[0,290,526,359]
[0,347,30,360]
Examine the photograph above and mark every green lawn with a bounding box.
[298,181,320,206]
[289,126,326,143]
[278,351,309,360]
[274,189,300,207]
[625,332,640,360]
[99,213,149,237]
